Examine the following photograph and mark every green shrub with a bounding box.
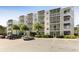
[64,35,76,39]
[35,35,48,38]
[42,35,49,38]
[57,36,64,38]
[35,35,41,38]
[35,34,52,38]
[76,35,79,38]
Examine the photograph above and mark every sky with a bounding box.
[0,6,78,27]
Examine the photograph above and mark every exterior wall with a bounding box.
[44,11,50,35]
[61,7,74,35]
[19,15,26,24]
[7,19,15,35]
[49,8,61,37]
[32,13,38,32]
[60,8,64,36]
[26,13,33,31]
[37,10,45,33]
[7,7,74,37]
[44,7,74,37]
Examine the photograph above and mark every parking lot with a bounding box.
[0,38,51,52]
[0,38,79,52]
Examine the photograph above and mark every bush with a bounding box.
[35,34,53,38]
[30,32,37,37]
[57,36,64,38]
[48,35,53,38]
[35,35,41,38]
[42,35,49,38]
[74,33,78,36]
[76,35,79,38]
[64,35,76,39]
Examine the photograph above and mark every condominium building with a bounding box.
[22,7,74,37]
[37,10,45,33]
[45,7,74,37]
[19,15,26,24]
[7,19,18,35]
[7,7,74,37]
[19,14,33,31]
[26,10,45,33]
[26,13,33,31]
[7,19,14,35]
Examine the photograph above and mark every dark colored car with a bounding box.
[6,34,19,40]
[6,35,14,39]
[23,36,34,41]
[0,35,5,38]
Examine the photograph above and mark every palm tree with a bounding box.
[74,25,79,36]
[33,22,43,35]
[0,25,6,35]
[76,25,79,35]
[13,25,20,35]
[20,24,29,35]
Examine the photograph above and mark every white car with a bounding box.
[23,35,34,41]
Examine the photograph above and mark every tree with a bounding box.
[13,25,20,35]
[33,22,43,35]
[20,24,29,35]
[13,25,20,30]
[0,25,6,35]
[74,25,79,36]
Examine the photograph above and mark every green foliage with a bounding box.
[13,25,20,30]
[42,35,49,38]
[12,24,29,36]
[0,25,6,35]
[35,35,41,38]
[19,24,29,35]
[50,8,60,13]
[33,22,43,35]
[64,35,76,39]
[64,9,70,14]
[74,26,79,36]
[35,34,53,38]
[20,24,29,32]
[33,22,43,30]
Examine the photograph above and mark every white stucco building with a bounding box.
[7,7,74,37]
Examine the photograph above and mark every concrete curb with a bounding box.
[34,38,79,40]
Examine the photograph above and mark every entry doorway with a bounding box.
[53,32,56,38]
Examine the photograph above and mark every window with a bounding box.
[64,31,70,35]
[42,22,44,24]
[54,25,56,30]
[50,16,60,23]
[50,32,53,36]
[47,23,48,25]
[64,15,70,21]
[47,12,48,14]
[50,24,60,30]
[57,16,60,19]
[64,9,70,14]
[8,20,12,22]
[64,23,70,29]
[47,28,49,30]
[50,8,60,14]
[8,24,12,26]
[56,31,60,37]
[8,28,12,31]
[8,32,12,35]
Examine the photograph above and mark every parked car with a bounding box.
[0,35,5,38]
[23,35,34,41]
[6,34,22,39]
[6,34,14,39]
[6,34,18,39]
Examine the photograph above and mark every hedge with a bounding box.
[64,35,76,39]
